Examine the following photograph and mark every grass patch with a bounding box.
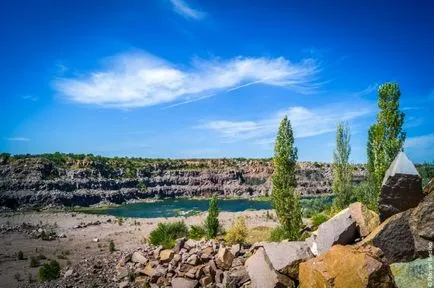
[188,225,205,240]
[38,260,60,282]
[149,221,188,249]
[311,213,329,229]
[245,226,273,245]
[224,216,248,244]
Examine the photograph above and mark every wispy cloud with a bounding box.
[53,51,320,108]
[22,94,38,101]
[170,0,205,20]
[198,102,372,144]
[405,133,434,148]
[5,137,30,141]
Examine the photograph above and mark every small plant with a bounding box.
[17,250,24,260]
[137,181,147,190]
[116,217,124,226]
[30,256,40,267]
[269,226,288,242]
[109,240,115,253]
[38,260,60,282]
[311,213,329,229]
[188,225,205,240]
[224,216,248,244]
[205,196,219,239]
[149,221,188,249]
[128,271,136,282]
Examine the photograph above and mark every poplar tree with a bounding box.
[205,195,219,239]
[333,122,353,209]
[367,82,406,194]
[272,116,302,240]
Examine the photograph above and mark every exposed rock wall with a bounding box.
[0,157,366,208]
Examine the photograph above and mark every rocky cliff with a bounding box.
[0,155,366,208]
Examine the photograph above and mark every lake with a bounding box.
[87,196,333,218]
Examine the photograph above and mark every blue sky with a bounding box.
[1,0,434,163]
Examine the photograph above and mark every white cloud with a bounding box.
[53,51,319,108]
[6,137,30,141]
[198,102,372,144]
[405,133,434,148]
[170,0,205,20]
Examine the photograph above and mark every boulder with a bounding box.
[349,202,380,237]
[245,247,295,288]
[231,244,241,257]
[390,257,434,288]
[261,241,314,279]
[358,191,434,263]
[299,245,396,288]
[226,266,250,287]
[171,277,198,288]
[379,152,424,222]
[216,247,234,270]
[309,208,357,255]
[200,246,214,260]
[184,239,198,250]
[159,249,174,263]
[131,251,148,265]
[185,254,200,266]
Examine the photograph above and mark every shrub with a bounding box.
[188,225,205,240]
[224,216,248,244]
[301,196,333,218]
[311,213,329,229]
[38,260,60,282]
[353,177,378,212]
[29,256,40,267]
[204,196,219,239]
[109,240,115,253]
[17,250,24,260]
[149,221,188,249]
[269,226,289,242]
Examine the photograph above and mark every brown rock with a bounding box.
[141,263,155,277]
[200,276,213,287]
[245,247,295,288]
[216,247,234,270]
[200,246,214,260]
[299,245,396,288]
[159,249,174,263]
[349,202,380,237]
[186,254,200,266]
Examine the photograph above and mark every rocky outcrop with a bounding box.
[0,157,366,208]
[299,245,397,288]
[379,152,424,222]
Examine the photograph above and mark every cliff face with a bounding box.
[0,157,366,208]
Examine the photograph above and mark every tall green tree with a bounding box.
[205,195,219,239]
[367,82,406,194]
[333,122,353,209]
[272,116,302,241]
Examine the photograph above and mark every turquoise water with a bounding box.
[93,196,333,218]
[101,198,272,218]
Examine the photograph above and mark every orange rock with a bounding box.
[349,202,380,237]
[299,245,396,288]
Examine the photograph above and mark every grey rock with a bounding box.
[131,251,148,264]
[245,247,295,288]
[171,277,199,288]
[262,241,314,279]
[174,237,186,253]
[311,208,357,255]
[230,244,241,257]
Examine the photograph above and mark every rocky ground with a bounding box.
[0,210,278,288]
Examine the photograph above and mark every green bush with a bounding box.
[205,196,219,239]
[353,178,378,212]
[38,260,60,282]
[109,240,115,253]
[224,216,248,244]
[149,221,188,249]
[188,225,205,240]
[29,256,40,267]
[301,196,333,218]
[311,213,329,229]
[269,226,289,242]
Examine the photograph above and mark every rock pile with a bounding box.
[116,239,250,288]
